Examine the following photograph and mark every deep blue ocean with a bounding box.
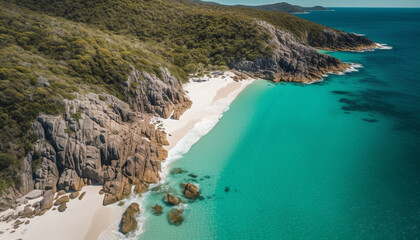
[137,8,420,239]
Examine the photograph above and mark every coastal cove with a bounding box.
[134,8,420,240]
[0,4,419,240]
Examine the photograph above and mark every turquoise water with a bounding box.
[138,8,420,239]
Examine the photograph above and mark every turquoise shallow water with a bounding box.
[138,8,420,239]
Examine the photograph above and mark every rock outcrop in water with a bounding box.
[164,194,181,206]
[182,183,200,199]
[168,209,184,226]
[308,29,377,51]
[231,20,373,83]
[120,202,140,234]
[151,204,163,215]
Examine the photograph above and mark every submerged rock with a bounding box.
[170,168,186,175]
[225,187,230,192]
[151,204,163,215]
[182,183,200,199]
[188,173,197,178]
[363,118,378,123]
[120,203,140,234]
[164,194,180,205]
[151,185,165,192]
[168,209,184,226]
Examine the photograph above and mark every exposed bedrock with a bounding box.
[126,67,192,120]
[0,68,190,210]
[308,29,377,51]
[230,20,351,83]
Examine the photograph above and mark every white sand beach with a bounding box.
[0,71,254,240]
[162,71,255,151]
[0,186,122,240]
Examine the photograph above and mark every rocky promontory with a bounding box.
[308,29,377,51]
[0,67,190,212]
[230,20,351,83]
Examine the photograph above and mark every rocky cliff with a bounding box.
[0,68,190,210]
[230,20,350,83]
[126,68,192,120]
[308,29,377,51]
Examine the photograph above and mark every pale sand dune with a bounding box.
[0,72,254,240]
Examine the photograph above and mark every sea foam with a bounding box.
[376,43,393,50]
[354,43,393,52]
[160,111,226,181]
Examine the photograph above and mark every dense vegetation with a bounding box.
[192,1,327,13]
[0,2,184,191]
[12,0,338,63]
[12,0,276,68]
[0,0,343,192]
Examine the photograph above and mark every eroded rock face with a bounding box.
[308,29,376,51]
[133,182,149,196]
[58,169,84,192]
[0,67,189,210]
[33,157,59,193]
[103,174,131,206]
[126,67,192,120]
[120,203,140,234]
[230,20,350,83]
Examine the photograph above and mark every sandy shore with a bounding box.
[0,186,122,240]
[162,72,255,151]
[0,71,254,240]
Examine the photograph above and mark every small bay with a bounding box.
[139,8,420,239]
